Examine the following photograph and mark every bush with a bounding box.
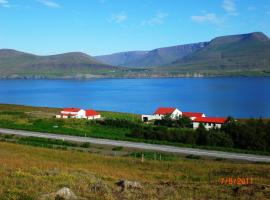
[195,124,209,145]
[80,142,91,148]
[154,116,192,128]
[95,119,141,129]
[112,146,123,151]
[185,154,201,159]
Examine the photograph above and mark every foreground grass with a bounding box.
[0,142,270,200]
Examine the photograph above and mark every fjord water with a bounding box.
[0,77,269,118]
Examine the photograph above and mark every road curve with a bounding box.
[0,128,270,163]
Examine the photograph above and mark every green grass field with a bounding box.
[0,103,269,156]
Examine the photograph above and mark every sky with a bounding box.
[0,0,270,56]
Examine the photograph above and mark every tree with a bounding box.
[177,116,192,128]
[196,123,209,145]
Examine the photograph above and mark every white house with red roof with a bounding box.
[85,109,101,120]
[56,108,101,120]
[57,108,86,119]
[141,107,227,129]
[142,107,182,122]
[192,117,228,130]
[154,107,182,119]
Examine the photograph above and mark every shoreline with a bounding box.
[0,103,269,120]
[1,74,270,80]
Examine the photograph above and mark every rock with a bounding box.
[115,180,142,191]
[39,187,77,200]
[55,187,77,200]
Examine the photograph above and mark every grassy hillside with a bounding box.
[0,141,270,199]
[95,32,270,76]
[95,51,149,67]
[0,49,124,78]
[95,43,207,68]
[1,32,270,78]
[170,32,270,73]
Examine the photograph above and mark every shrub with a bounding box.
[185,154,201,159]
[112,146,123,151]
[80,142,91,148]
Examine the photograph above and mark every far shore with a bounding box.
[1,71,270,80]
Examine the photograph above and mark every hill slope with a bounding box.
[95,43,207,67]
[95,51,148,67]
[170,32,270,72]
[1,32,270,78]
[0,49,120,78]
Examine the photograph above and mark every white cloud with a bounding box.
[222,0,238,16]
[0,0,8,4]
[191,13,221,24]
[0,0,9,7]
[107,12,127,23]
[142,12,168,25]
[38,0,60,8]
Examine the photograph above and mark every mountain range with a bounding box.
[170,32,270,72]
[0,32,270,78]
[95,42,207,67]
[95,32,270,73]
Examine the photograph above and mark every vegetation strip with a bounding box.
[1,128,270,163]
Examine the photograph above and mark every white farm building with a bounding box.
[56,108,101,120]
[142,107,182,122]
[142,107,227,130]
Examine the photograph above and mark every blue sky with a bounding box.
[1,0,270,56]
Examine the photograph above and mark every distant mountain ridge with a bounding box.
[171,32,270,71]
[1,32,270,78]
[95,42,207,67]
[95,32,270,72]
[0,49,119,78]
[95,51,149,67]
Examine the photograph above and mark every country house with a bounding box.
[56,108,101,120]
[142,107,227,130]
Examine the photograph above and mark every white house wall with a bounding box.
[87,115,101,120]
[193,122,222,130]
[171,109,182,119]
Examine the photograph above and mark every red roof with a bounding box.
[62,108,81,112]
[86,109,100,116]
[154,107,177,115]
[183,112,205,118]
[193,117,228,124]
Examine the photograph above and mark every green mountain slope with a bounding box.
[0,49,120,78]
[170,32,270,72]
[95,51,148,67]
[95,43,207,67]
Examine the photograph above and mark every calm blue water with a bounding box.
[0,77,270,118]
